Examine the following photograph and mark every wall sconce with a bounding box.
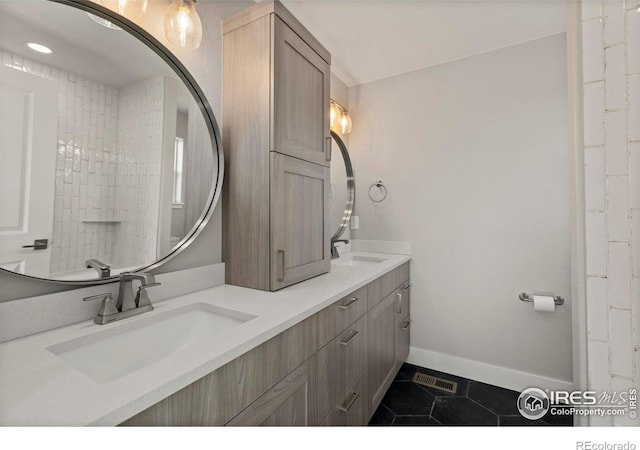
[101,0,148,21]
[330,100,353,135]
[165,0,203,50]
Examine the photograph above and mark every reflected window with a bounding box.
[173,137,184,205]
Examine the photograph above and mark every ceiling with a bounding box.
[0,1,173,87]
[0,1,192,110]
[1,1,568,92]
[280,0,568,87]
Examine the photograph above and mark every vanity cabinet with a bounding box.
[121,263,410,427]
[121,315,319,426]
[222,0,332,292]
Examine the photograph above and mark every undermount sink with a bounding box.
[331,254,388,267]
[47,303,255,383]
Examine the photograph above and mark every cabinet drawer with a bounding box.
[317,315,367,420]
[321,369,368,426]
[367,262,410,309]
[317,285,367,347]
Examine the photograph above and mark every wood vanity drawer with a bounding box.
[320,369,368,426]
[317,285,367,347]
[317,315,367,421]
[367,262,410,309]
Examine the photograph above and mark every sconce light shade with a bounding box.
[340,112,353,135]
[329,101,342,131]
[101,0,148,20]
[165,0,203,50]
[330,100,353,135]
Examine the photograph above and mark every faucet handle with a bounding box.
[135,282,160,308]
[83,293,118,323]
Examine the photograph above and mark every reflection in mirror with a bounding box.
[0,1,218,281]
[329,131,355,243]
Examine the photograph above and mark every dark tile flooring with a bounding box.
[369,363,573,426]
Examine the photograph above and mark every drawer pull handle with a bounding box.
[338,391,360,413]
[277,250,285,282]
[395,292,402,314]
[339,297,358,310]
[401,320,411,331]
[339,329,358,346]
[402,283,411,292]
[325,136,332,161]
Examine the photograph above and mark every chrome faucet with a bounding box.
[331,239,350,259]
[83,272,161,325]
[85,259,111,278]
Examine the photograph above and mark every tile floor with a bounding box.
[369,363,573,426]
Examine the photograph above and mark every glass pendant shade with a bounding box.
[165,0,203,50]
[101,0,148,20]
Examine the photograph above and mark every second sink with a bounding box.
[331,254,388,267]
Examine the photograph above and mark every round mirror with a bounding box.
[329,130,355,242]
[0,0,222,283]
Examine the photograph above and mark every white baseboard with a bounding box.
[407,346,573,393]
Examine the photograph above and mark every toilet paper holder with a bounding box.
[519,292,564,306]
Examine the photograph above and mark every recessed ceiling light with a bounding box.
[87,13,121,30]
[26,42,52,54]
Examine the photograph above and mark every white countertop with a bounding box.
[0,251,410,426]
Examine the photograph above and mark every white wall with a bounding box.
[581,0,640,427]
[348,34,573,386]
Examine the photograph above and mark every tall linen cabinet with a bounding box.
[222,0,332,291]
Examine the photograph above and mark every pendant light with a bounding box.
[101,0,148,21]
[165,0,203,50]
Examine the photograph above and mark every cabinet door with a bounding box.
[367,290,398,417]
[270,152,330,290]
[272,16,330,166]
[396,315,411,367]
[227,357,318,426]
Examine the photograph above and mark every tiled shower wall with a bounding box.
[0,49,119,274]
[581,0,639,426]
[114,76,168,269]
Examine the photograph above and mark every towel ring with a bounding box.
[368,181,388,203]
